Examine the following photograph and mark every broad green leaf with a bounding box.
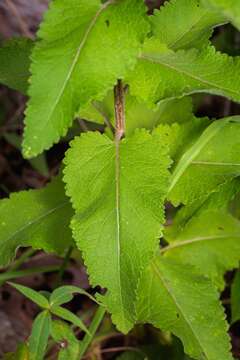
[49,285,98,307]
[150,0,225,50]
[168,117,240,206]
[202,0,240,30]
[64,129,171,332]
[166,178,240,242]
[0,176,73,265]
[51,305,89,334]
[163,210,240,288]
[29,310,51,360]
[137,257,232,360]
[23,0,149,158]
[9,282,49,309]
[231,270,240,324]
[80,90,194,135]
[0,38,33,94]
[127,41,240,107]
[51,320,80,360]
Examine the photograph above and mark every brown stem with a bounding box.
[114,80,125,141]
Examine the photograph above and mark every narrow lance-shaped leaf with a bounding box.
[150,0,225,50]
[168,116,240,206]
[137,257,233,360]
[127,40,240,107]
[49,285,98,307]
[29,310,51,360]
[51,306,89,334]
[23,0,149,158]
[9,282,49,309]
[0,38,33,94]
[0,176,73,266]
[64,129,171,332]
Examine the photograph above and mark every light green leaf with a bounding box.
[29,310,51,360]
[51,306,89,334]
[51,320,80,360]
[163,210,240,288]
[0,176,73,266]
[127,41,240,107]
[23,0,149,158]
[49,285,98,307]
[202,0,240,30]
[0,38,33,94]
[137,257,232,360]
[168,117,240,206]
[150,0,225,50]
[231,270,240,324]
[9,282,49,309]
[64,129,171,332]
[3,343,29,360]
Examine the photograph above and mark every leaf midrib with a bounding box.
[161,234,240,254]
[140,52,239,98]
[4,201,68,244]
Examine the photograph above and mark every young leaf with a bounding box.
[64,129,171,332]
[202,0,240,30]
[0,38,33,94]
[231,270,240,324]
[29,310,51,360]
[23,0,149,158]
[49,285,98,307]
[127,41,240,107]
[168,117,240,206]
[0,176,73,266]
[150,0,225,50]
[163,210,240,288]
[51,306,89,334]
[3,343,29,360]
[137,257,233,360]
[9,282,49,309]
[51,320,80,360]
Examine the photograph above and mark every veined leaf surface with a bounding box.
[64,130,170,332]
[23,0,149,158]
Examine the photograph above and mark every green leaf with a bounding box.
[29,310,51,360]
[3,343,29,360]
[23,0,149,158]
[64,129,171,332]
[202,0,240,30]
[137,257,232,360]
[150,0,225,50]
[0,176,73,266]
[0,38,33,94]
[231,270,240,324]
[49,285,98,307]
[163,210,240,288]
[51,320,80,360]
[51,306,89,334]
[168,117,240,206]
[9,282,49,308]
[127,41,240,107]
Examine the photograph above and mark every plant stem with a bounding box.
[79,306,106,359]
[114,79,125,140]
[0,265,60,283]
[9,248,36,272]
[56,245,73,286]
